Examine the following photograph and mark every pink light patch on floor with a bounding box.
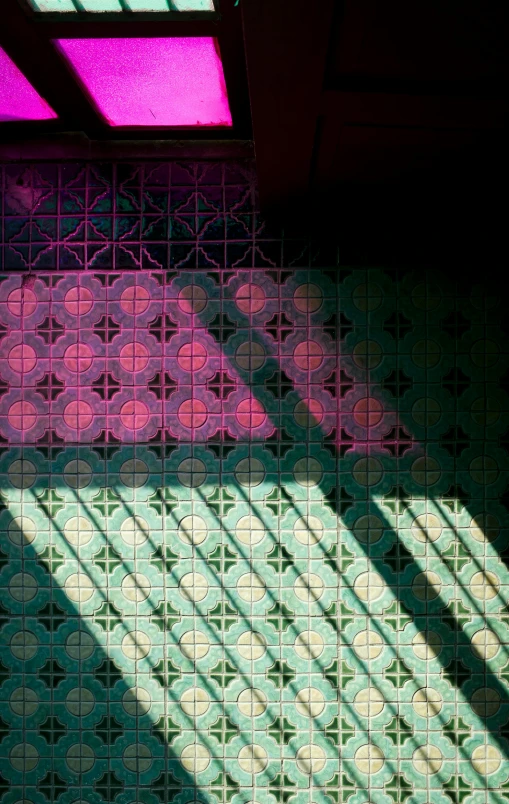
[0,46,57,122]
[55,37,232,127]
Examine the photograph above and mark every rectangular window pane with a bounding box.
[172,0,215,9]
[124,0,171,9]
[29,0,77,10]
[55,37,232,127]
[78,0,123,10]
[30,0,215,10]
[0,46,57,121]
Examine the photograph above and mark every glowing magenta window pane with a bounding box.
[55,37,232,127]
[0,47,57,122]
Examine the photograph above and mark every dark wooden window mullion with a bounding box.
[216,0,251,139]
[1,0,105,133]
[36,19,218,36]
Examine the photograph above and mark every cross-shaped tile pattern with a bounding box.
[0,161,508,804]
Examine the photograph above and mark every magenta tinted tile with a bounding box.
[54,37,232,127]
[0,47,57,122]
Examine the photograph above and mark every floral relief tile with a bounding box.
[0,161,508,804]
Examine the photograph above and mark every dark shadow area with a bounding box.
[196,292,509,759]
[0,501,198,801]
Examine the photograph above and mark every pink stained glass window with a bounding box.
[54,37,232,127]
[0,47,57,122]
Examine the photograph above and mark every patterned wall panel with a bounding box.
[0,161,508,804]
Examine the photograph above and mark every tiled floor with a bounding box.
[0,161,508,804]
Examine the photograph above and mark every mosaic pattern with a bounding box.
[0,162,509,804]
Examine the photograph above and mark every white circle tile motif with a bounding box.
[296,744,326,774]
[470,629,500,660]
[64,516,94,547]
[412,630,442,660]
[65,573,94,603]
[412,571,442,601]
[352,630,384,660]
[237,631,266,660]
[120,459,149,488]
[294,515,324,545]
[180,743,210,773]
[354,687,385,718]
[64,459,92,488]
[354,744,384,774]
[178,515,207,545]
[294,283,322,312]
[471,744,501,775]
[122,572,151,602]
[8,459,36,489]
[66,630,95,661]
[234,458,265,487]
[354,571,384,602]
[470,570,500,601]
[235,341,265,371]
[121,516,149,546]
[411,513,442,542]
[294,630,324,660]
[237,687,267,717]
[179,572,208,603]
[180,630,209,661]
[8,516,36,546]
[295,687,326,718]
[294,572,324,603]
[122,630,152,661]
[412,744,443,775]
[412,687,443,718]
[353,514,383,544]
[470,513,499,543]
[123,686,152,716]
[10,687,38,717]
[238,744,268,774]
[237,572,266,602]
[10,743,39,772]
[293,457,323,486]
[180,687,210,717]
[235,515,265,545]
[470,687,500,718]
[66,744,95,774]
[66,687,95,717]
[123,743,152,773]
[178,458,207,488]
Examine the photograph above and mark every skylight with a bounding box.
[0,46,57,122]
[29,0,215,11]
[54,37,232,127]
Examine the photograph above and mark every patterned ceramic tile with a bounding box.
[0,162,508,804]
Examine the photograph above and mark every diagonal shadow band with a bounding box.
[0,265,507,783]
[0,458,506,791]
[197,294,509,754]
[1,474,406,792]
[0,503,199,796]
[0,472,429,793]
